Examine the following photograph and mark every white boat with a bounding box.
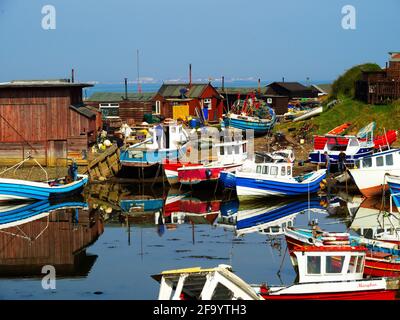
[349,149,400,197]
[233,160,326,199]
[292,106,323,122]
[152,245,399,300]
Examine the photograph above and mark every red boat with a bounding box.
[154,245,400,300]
[285,227,400,278]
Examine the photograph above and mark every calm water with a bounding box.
[0,182,391,300]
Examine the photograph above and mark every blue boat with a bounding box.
[0,174,88,202]
[120,196,165,213]
[0,198,88,229]
[233,160,326,199]
[120,122,189,168]
[222,111,276,135]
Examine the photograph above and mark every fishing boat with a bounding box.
[386,174,400,211]
[0,174,88,202]
[285,227,400,277]
[152,246,399,300]
[349,149,400,197]
[219,149,295,189]
[176,140,248,186]
[232,160,326,199]
[222,94,276,135]
[309,122,397,165]
[119,120,189,168]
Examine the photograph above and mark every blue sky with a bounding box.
[0,0,399,83]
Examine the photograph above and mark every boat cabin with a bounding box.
[241,161,294,179]
[353,149,399,170]
[215,140,248,165]
[292,246,367,283]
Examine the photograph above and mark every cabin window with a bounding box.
[356,256,364,273]
[354,160,361,168]
[227,146,233,155]
[386,154,394,166]
[349,139,359,147]
[271,166,278,176]
[155,100,161,114]
[100,103,119,119]
[287,166,291,175]
[362,158,372,168]
[376,156,384,167]
[256,166,262,174]
[325,255,345,274]
[281,166,286,176]
[307,256,321,274]
[220,147,224,155]
[262,166,269,174]
[348,256,358,273]
[234,145,240,154]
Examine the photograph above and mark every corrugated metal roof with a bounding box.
[70,104,97,118]
[157,83,209,98]
[87,92,156,102]
[0,79,93,88]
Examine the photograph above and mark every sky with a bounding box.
[0,0,399,84]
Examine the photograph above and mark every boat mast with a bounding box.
[137,49,142,93]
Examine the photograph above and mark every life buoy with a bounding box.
[205,169,212,179]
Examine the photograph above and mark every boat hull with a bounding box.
[178,163,242,186]
[0,175,88,202]
[309,148,373,164]
[223,116,275,135]
[236,170,326,199]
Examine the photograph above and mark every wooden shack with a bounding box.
[153,83,224,123]
[355,52,400,104]
[85,92,156,126]
[265,82,318,99]
[0,79,101,166]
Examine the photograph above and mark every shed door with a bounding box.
[172,105,189,120]
[48,140,67,167]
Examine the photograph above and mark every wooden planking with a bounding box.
[0,142,47,165]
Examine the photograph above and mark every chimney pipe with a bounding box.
[124,78,128,100]
[222,76,225,91]
[189,64,192,88]
[258,78,261,94]
[282,77,285,83]
[71,69,75,83]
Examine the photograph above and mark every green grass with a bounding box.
[276,97,400,142]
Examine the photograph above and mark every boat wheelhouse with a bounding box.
[120,121,189,168]
[233,160,326,199]
[349,149,400,197]
[176,140,248,186]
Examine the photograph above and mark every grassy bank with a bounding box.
[276,97,400,146]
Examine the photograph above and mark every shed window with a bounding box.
[155,100,161,114]
[204,98,212,110]
[271,166,278,176]
[362,158,372,168]
[386,154,394,166]
[376,156,384,167]
[100,103,119,118]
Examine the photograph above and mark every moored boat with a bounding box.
[349,149,400,197]
[0,174,88,202]
[232,160,326,199]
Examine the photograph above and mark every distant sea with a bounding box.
[83,79,332,99]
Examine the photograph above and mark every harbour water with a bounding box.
[0,181,378,300]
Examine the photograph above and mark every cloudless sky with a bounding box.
[0,0,399,83]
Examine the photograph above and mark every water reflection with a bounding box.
[1,181,399,299]
[0,196,103,278]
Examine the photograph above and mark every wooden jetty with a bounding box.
[86,144,121,181]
